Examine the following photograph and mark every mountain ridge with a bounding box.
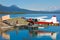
[0,5,60,13]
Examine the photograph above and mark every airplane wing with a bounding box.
[26,16,48,19]
[37,16,48,19]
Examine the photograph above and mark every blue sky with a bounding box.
[0,0,60,11]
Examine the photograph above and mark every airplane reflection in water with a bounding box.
[0,15,60,40]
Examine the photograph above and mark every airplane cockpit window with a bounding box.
[35,19,38,22]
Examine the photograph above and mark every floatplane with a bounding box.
[27,15,59,26]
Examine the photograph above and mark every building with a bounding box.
[2,15,10,21]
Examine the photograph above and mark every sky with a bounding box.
[0,0,60,11]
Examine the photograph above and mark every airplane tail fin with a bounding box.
[51,15,59,23]
[51,15,57,21]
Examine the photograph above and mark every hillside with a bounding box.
[0,5,60,14]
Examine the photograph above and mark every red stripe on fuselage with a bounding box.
[34,22,53,24]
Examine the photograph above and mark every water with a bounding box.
[0,13,60,40]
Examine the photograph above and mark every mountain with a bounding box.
[54,10,60,12]
[0,5,33,13]
[0,5,60,13]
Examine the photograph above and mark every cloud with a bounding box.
[26,4,60,11]
[47,6,60,11]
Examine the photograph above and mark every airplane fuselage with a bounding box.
[27,16,59,26]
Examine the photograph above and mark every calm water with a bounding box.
[0,13,60,40]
